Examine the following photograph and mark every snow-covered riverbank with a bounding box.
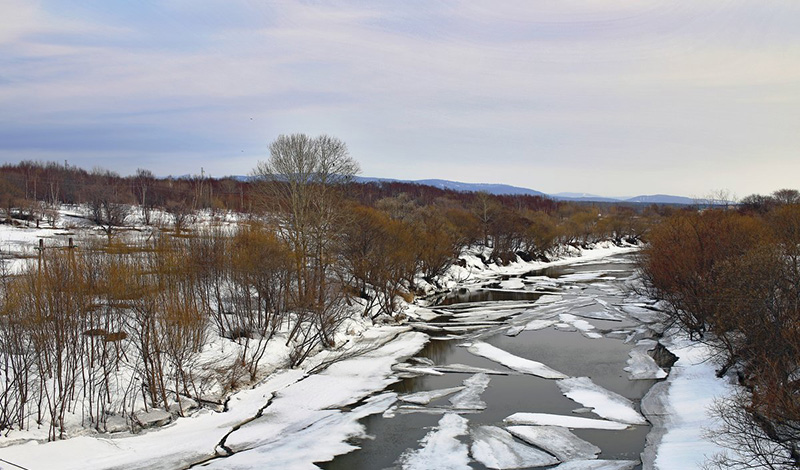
[0,239,740,470]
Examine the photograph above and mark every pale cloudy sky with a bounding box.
[1,1,799,197]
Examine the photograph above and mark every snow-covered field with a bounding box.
[0,212,743,470]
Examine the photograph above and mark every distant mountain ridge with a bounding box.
[228,174,694,205]
[353,177,694,205]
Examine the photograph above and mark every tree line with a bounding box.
[639,188,800,469]
[0,135,654,439]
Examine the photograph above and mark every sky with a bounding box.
[1,1,799,198]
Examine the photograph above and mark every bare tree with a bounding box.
[252,134,359,361]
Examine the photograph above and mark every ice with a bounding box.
[505,325,525,336]
[506,425,601,461]
[572,310,625,321]
[449,373,491,410]
[470,426,559,469]
[203,393,397,469]
[392,363,445,376]
[558,314,602,339]
[399,387,465,405]
[467,342,567,379]
[499,278,525,289]
[433,363,512,375]
[399,413,471,470]
[650,339,735,470]
[504,413,629,430]
[524,319,558,331]
[553,460,638,470]
[534,294,562,304]
[557,377,647,425]
[624,340,667,380]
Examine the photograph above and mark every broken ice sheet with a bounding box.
[467,342,567,379]
[471,426,559,469]
[449,373,491,411]
[506,425,601,461]
[557,377,647,425]
[398,413,471,470]
[553,460,638,470]
[624,340,667,380]
[399,386,465,405]
[504,413,629,430]
[433,363,512,375]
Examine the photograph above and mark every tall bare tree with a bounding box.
[252,134,359,360]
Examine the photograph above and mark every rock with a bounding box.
[103,415,129,433]
[169,398,199,417]
[134,410,172,430]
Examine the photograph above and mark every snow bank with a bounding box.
[646,338,734,470]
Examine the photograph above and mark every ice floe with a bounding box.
[399,387,465,405]
[470,426,559,469]
[624,340,667,380]
[449,373,491,411]
[553,460,637,470]
[399,413,471,470]
[504,413,629,430]
[556,377,647,425]
[467,342,567,379]
[506,425,601,461]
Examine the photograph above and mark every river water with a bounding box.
[323,252,661,470]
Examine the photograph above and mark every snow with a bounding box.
[499,278,526,289]
[553,460,638,470]
[524,319,558,331]
[203,393,397,470]
[557,377,647,425]
[467,342,567,379]
[506,425,601,461]
[0,331,428,470]
[648,338,735,470]
[504,413,630,430]
[470,426,559,469]
[558,314,603,339]
[624,340,667,380]
[399,387,465,405]
[432,363,512,375]
[399,413,471,470]
[449,373,491,411]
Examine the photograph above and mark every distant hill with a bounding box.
[623,194,697,205]
[233,175,694,204]
[354,177,548,197]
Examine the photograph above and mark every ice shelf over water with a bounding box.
[506,425,601,461]
[624,340,667,380]
[399,386,465,405]
[399,413,471,470]
[449,373,491,410]
[467,341,567,379]
[557,377,647,425]
[504,413,630,430]
[470,426,560,469]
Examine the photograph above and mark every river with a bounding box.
[323,251,662,469]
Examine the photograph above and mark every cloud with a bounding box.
[0,1,798,196]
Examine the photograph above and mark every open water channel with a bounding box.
[323,252,664,470]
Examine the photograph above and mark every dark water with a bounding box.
[323,253,655,470]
